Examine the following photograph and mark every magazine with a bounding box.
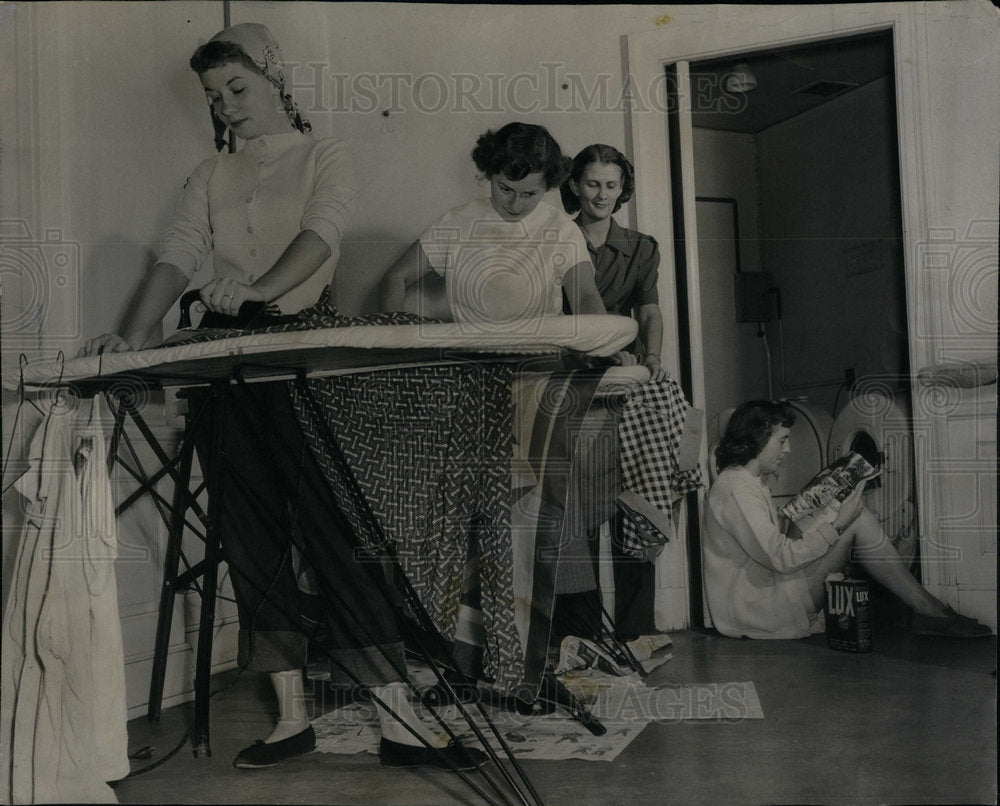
[780,452,880,524]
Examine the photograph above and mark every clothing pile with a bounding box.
[617,377,703,558]
[2,397,129,804]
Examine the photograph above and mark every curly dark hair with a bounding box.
[471,122,571,190]
[560,144,636,215]
[189,39,262,77]
[715,400,796,471]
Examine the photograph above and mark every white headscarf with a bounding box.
[200,22,311,149]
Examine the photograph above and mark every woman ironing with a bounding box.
[81,23,485,772]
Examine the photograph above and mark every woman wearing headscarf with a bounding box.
[82,22,355,354]
[81,23,485,772]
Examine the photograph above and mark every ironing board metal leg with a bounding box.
[105,390,128,476]
[147,434,196,722]
[191,381,226,757]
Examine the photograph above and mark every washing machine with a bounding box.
[766,400,834,507]
[828,389,918,564]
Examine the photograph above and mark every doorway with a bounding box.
[628,3,997,634]
[683,32,918,626]
[627,17,932,630]
[688,31,908,438]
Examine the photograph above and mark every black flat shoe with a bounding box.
[379,737,487,771]
[911,607,993,638]
[233,725,316,769]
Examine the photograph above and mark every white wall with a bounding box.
[912,0,998,626]
[915,0,999,366]
[6,2,229,348]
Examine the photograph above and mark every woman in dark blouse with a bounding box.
[559,145,675,638]
[561,144,667,381]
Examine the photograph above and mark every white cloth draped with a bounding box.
[2,396,129,804]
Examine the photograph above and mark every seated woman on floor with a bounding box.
[703,400,991,639]
[378,121,608,324]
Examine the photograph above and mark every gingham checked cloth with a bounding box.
[618,377,703,559]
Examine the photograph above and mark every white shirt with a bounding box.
[158,131,358,314]
[703,466,841,638]
[419,199,590,329]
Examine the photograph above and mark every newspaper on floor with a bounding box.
[312,666,762,762]
[311,674,654,762]
[554,633,674,676]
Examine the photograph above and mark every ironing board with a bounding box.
[10,315,637,390]
[4,316,643,769]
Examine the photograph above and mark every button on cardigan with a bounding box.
[159,130,358,314]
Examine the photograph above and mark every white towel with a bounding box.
[2,396,129,804]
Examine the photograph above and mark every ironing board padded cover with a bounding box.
[8,315,638,389]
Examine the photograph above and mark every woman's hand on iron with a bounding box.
[833,484,865,532]
[200,278,265,318]
[79,333,133,357]
[612,350,638,367]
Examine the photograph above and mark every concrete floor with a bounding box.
[113,617,996,806]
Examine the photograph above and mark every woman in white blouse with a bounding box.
[378,121,607,325]
[702,400,990,640]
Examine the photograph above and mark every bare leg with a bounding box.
[849,508,949,617]
[804,508,948,617]
[265,669,310,743]
[372,682,447,747]
[803,528,856,612]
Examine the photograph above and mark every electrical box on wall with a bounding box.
[734,271,775,322]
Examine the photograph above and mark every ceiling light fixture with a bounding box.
[725,62,758,93]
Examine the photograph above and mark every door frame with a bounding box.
[626,3,942,627]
